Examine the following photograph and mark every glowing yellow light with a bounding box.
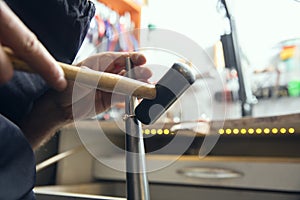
[264,128,270,134]
[151,129,157,135]
[248,128,254,134]
[226,129,232,134]
[256,128,262,134]
[157,129,163,135]
[144,129,150,135]
[289,128,295,134]
[241,129,247,134]
[272,128,278,134]
[280,128,286,134]
[163,129,170,135]
[218,129,225,134]
[233,129,239,134]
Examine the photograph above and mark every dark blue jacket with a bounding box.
[0,0,95,199]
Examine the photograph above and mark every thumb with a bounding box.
[0,44,13,84]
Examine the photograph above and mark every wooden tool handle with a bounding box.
[4,48,156,99]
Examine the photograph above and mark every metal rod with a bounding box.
[36,146,84,172]
[125,57,150,200]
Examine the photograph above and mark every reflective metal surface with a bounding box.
[124,57,150,200]
[34,182,300,200]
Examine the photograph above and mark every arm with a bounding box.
[0,0,95,123]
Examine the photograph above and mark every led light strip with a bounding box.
[218,127,295,135]
[141,128,296,136]
[142,129,174,135]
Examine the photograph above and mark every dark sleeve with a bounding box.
[0,115,36,200]
[0,0,95,123]
[5,0,95,63]
[0,72,48,123]
[0,1,95,199]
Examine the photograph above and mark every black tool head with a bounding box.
[135,62,196,124]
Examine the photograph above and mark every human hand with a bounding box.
[54,52,152,120]
[0,1,67,90]
[20,52,151,148]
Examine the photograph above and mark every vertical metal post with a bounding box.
[125,57,150,200]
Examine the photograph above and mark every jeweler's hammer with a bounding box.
[5,47,196,124]
[134,62,195,124]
